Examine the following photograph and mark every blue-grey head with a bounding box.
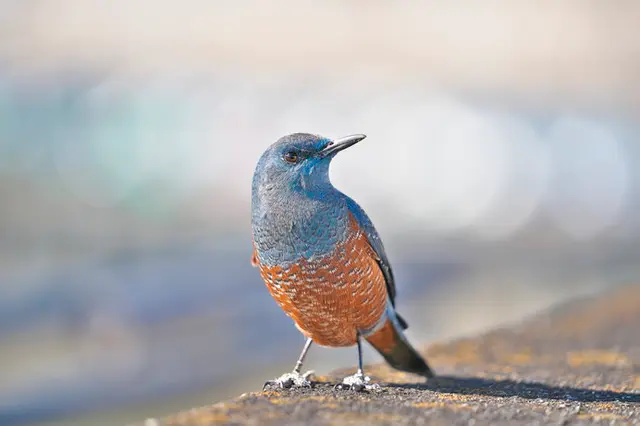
[251,133,366,264]
[252,133,366,199]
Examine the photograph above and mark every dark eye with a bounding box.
[283,151,299,164]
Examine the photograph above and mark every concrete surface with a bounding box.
[143,283,640,425]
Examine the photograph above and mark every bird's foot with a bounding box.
[335,372,380,392]
[263,370,314,390]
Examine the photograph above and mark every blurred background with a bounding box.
[1,1,639,424]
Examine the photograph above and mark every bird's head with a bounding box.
[253,133,365,197]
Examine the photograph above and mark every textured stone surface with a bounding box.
[144,284,640,425]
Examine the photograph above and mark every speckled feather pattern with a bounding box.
[256,213,388,347]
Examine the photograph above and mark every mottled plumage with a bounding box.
[251,133,433,389]
[257,212,387,346]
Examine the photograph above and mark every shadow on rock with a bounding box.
[386,375,639,403]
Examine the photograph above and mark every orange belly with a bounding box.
[257,215,388,347]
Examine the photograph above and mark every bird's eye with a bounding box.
[283,151,299,164]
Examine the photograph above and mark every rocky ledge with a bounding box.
[143,284,640,425]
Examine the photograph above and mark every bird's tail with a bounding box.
[365,314,435,379]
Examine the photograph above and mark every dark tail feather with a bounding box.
[366,318,435,378]
[396,312,409,330]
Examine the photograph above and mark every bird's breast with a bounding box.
[252,198,350,266]
[256,213,388,346]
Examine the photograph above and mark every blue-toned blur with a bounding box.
[1,2,639,425]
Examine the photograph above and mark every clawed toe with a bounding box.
[334,382,366,392]
[335,373,380,392]
[263,379,291,390]
[263,370,314,390]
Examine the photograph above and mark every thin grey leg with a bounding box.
[263,338,314,390]
[336,331,380,391]
[293,338,313,373]
[355,333,364,375]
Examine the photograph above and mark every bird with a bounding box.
[251,133,434,390]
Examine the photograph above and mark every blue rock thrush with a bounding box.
[251,133,434,390]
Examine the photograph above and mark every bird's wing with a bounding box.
[346,197,408,329]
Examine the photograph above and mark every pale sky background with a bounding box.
[2,0,639,110]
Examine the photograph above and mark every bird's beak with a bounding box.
[320,134,366,157]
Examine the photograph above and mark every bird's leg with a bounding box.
[336,332,380,391]
[263,338,314,390]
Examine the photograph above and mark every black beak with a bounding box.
[320,134,366,157]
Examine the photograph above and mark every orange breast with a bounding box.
[257,214,388,347]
